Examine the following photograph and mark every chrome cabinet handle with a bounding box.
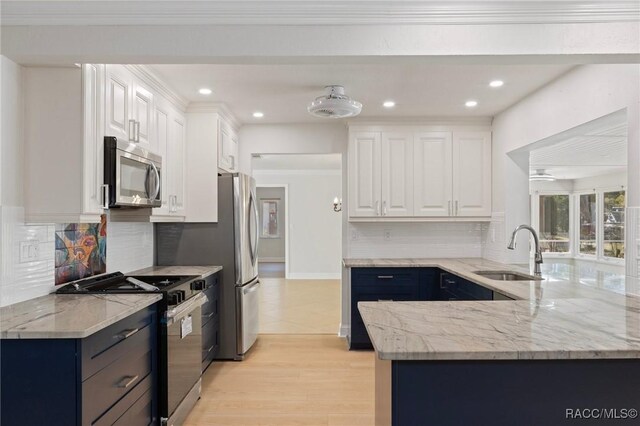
[375,200,380,216]
[377,275,394,279]
[101,184,110,209]
[128,119,136,142]
[117,328,139,340]
[134,121,140,143]
[383,201,387,216]
[117,375,139,389]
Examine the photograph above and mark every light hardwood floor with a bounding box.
[184,335,375,426]
[259,269,341,334]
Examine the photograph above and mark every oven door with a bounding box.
[114,145,162,208]
[165,294,205,418]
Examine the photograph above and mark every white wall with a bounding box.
[487,65,640,276]
[0,56,154,307]
[254,171,342,279]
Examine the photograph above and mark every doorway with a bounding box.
[252,154,342,335]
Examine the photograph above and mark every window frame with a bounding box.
[600,187,626,263]
[531,190,573,258]
[574,190,598,260]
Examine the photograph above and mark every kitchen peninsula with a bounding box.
[345,258,640,426]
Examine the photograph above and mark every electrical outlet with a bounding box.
[351,230,358,241]
[20,240,40,263]
[384,230,391,241]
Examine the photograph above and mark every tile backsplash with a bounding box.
[54,216,107,285]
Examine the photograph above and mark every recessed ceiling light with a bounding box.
[253,112,264,118]
[198,88,212,95]
[465,100,478,108]
[489,80,504,88]
[383,100,396,108]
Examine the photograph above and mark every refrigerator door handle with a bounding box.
[247,190,258,266]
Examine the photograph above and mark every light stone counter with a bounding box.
[345,257,640,360]
[130,265,222,279]
[0,293,162,339]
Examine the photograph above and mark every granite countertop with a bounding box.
[0,293,162,339]
[127,265,222,278]
[130,265,222,278]
[347,257,640,361]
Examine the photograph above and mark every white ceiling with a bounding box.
[150,63,574,124]
[530,111,627,180]
[252,154,342,171]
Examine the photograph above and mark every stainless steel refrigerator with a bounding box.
[156,173,260,360]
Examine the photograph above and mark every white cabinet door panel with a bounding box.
[413,132,452,216]
[171,113,186,214]
[453,131,492,217]
[105,67,131,141]
[349,132,381,217]
[82,64,105,216]
[381,132,413,216]
[153,104,170,216]
[132,83,153,149]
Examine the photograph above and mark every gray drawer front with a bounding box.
[81,305,156,381]
[82,328,153,425]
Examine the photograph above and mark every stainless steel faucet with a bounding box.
[507,225,543,276]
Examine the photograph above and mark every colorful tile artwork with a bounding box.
[54,215,107,285]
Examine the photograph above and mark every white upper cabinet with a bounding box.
[105,65,132,141]
[349,131,381,217]
[24,65,106,223]
[218,119,239,173]
[169,112,186,215]
[348,125,491,221]
[105,65,154,148]
[381,132,414,216]
[452,131,492,217]
[413,132,452,217]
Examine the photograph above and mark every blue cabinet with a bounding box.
[201,272,221,372]
[1,304,158,426]
[350,268,493,350]
[350,268,438,349]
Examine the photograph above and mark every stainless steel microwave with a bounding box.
[104,136,162,208]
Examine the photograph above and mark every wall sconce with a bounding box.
[333,197,342,212]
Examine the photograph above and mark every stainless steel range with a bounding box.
[57,272,207,426]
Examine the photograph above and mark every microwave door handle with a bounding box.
[150,162,161,201]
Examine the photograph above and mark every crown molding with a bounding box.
[2,1,638,26]
[125,65,190,111]
[347,116,493,127]
[186,102,241,129]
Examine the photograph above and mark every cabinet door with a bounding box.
[81,64,105,216]
[132,82,154,149]
[349,132,381,217]
[105,66,132,141]
[381,132,414,216]
[413,132,452,216]
[453,131,491,217]
[170,112,186,215]
[152,102,171,216]
[218,121,236,172]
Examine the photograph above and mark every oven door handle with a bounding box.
[165,292,208,325]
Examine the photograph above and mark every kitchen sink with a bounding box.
[473,270,543,281]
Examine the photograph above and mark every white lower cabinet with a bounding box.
[349,126,492,221]
[24,65,107,223]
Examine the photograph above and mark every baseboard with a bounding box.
[258,258,285,263]
[287,273,341,280]
[338,323,350,338]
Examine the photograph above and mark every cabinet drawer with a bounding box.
[458,279,493,300]
[352,268,420,288]
[201,283,220,324]
[202,318,220,371]
[82,331,153,425]
[93,374,153,426]
[81,305,156,381]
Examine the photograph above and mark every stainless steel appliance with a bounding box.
[156,173,261,360]
[57,272,206,426]
[104,136,162,208]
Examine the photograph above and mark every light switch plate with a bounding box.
[19,240,40,263]
[384,230,391,241]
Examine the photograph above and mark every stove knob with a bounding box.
[167,292,181,306]
[177,290,186,302]
[191,280,206,291]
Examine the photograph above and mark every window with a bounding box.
[603,191,625,259]
[538,195,570,253]
[579,193,597,255]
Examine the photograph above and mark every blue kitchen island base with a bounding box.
[376,357,640,426]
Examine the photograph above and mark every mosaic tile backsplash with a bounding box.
[54,215,107,285]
